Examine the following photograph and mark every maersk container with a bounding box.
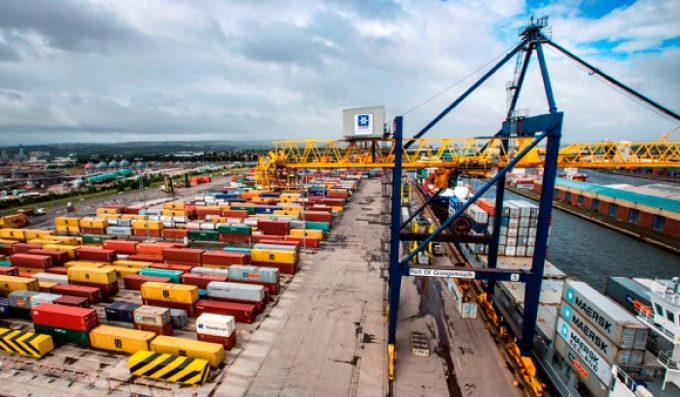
[206,282,265,303]
[139,268,183,283]
[170,309,188,329]
[191,267,230,278]
[604,277,651,317]
[560,302,644,365]
[106,301,140,323]
[553,334,610,397]
[228,265,279,284]
[563,281,648,350]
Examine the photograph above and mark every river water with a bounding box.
[470,170,680,291]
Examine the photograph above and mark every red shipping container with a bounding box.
[46,266,68,275]
[77,247,116,262]
[133,229,162,237]
[194,299,256,324]
[161,229,188,239]
[283,235,320,248]
[0,267,19,276]
[123,274,172,290]
[477,198,496,216]
[18,271,35,278]
[103,240,138,255]
[128,254,164,263]
[151,262,193,272]
[162,248,203,264]
[134,322,173,336]
[221,209,248,218]
[10,253,53,269]
[80,227,106,235]
[197,332,236,351]
[252,260,297,275]
[181,274,228,289]
[53,295,90,308]
[304,204,332,213]
[50,284,102,304]
[70,281,118,297]
[31,303,99,331]
[202,251,249,266]
[123,205,143,215]
[207,295,266,314]
[136,242,179,256]
[251,234,283,244]
[13,243,43,253]
[142,298,195,317]
[303,211,332,223]
[257,220,290,236]
[319,198,344,206]
[27,249,70,266]
[195,207,221,219]
[218,234,251,243]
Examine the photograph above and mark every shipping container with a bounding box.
[0,327,54,358]
[141,282,199,305]
[106,301,140,323]
[124,274,172,290]
[181,273,228,289]
[103,240,138,255]
[8,290,40,309]
[42,244,79,259]
[604,277,652,317]
[32,303,99,331]
[128,350,210,385]
[30,292,62,307]
[191,267,231,278]
[195,299,255,323]
[53,295,90,308]
[150,263,194,272]
[134,322,173,336]
[64,260,108,268]
[0,266,19,276]
[0,275,40,296]
[150,335,225,368]
[162,248,203,265]
[139,268,183,283]
[133,305,171,327]
[76,247,116,262]
[113,260,153,269]
[45,266,68,275]
[202,251,249,267]
[10,253,53,269]
[26,249,70,266]
[251,249,296,265]
[50,284,102,304]
[196,313,236,350]
[136,242,179,256]
[67,265,117,285]
[31,272,68,284]
[89,325,155,355]
[170,309,188,329]
[563,281,648,349]
[554,324,612,394]
[206,281,265,305]
[33,324,90,347]
[128,254,164,263]
[12,243,43,253]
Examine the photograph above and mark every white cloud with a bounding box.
[0,0,677,146]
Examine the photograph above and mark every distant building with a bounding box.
[29,151,51,161]
[14,145,27,161]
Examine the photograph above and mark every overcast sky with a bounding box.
[0,0,678,146]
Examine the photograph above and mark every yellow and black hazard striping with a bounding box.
[0,327,55,358]
[128,350,210,385]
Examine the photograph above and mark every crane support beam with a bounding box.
[406,265,532,282]
[545,38,680,122]
[399,188,442,230]
[399,231,491,244]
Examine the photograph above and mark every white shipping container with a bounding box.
[556,316,613,385]
[118,219,132,227]
[200,222,216,230]
[196,313,236,337]
[30,293,62,307]
[186,221,201,230]
[106,226,133,236]
[191,267,230,278]
[107,219,119,226]
[207,281,265,303]
[171,216,189,223]
[31,272,68,284]
[133,305,171,327]
[162,221,175,228]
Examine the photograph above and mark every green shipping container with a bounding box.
[82,234,116,244]
[0,261,12,267]
[188,230,219,242]
[139,268,183,283]
[305,222,330,232]
[216,224,252,235]
[230,205,256,215]
[34,324,90,347]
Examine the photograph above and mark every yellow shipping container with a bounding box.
[89,325,156,355]
[0,229,26,242]
[97,213,122,220]
[79,218,108,229]
[38,280,57,291]
[96,208,120,215]
[290,229,324,239]
[43,235,78,245]
[0,239,18,248]
[251,248,297,265]
[141,282,199,305]
[150,336,225,368]
[131,220,163,230]
[210,217,228,224]
[67,266,117,285]
[273,210,300,217]
[162,209,188,217]
[113,260,152,269]
[0,275,40,296]
[64,260,109,268]
[278,203,303,210]
[163,202,186,210]
[43,244,79,259]
[203,263,229,269]
[23,230,53,241]
[27,238,61,246]
[55,217,80,227]
[240,191,260,199]
[111,266,139,279]
[331,206,344,213]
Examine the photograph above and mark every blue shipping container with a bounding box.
[105,301,140,323]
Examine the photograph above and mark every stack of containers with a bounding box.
[257,220,290,236]
[10,253,54,274]
[206,281,266,313]
[228,265,280,295]
[140,282,199,316]
[196,313,237,350]
[66,266,119,296]
[203,251,250,269]
[131,220,163,237]
[554,281,649,393]
[250,247,297,274]
[27,249,70,266]
[42,243,79,260]
[216,224,251,243]
[133,305,173,335]
[162,248,203,266]
[32,303,99,347]
[77,247,116,262]
[8,290,40,318]
[55,217,80,236]
[106,224,133,237]
[79,218,108,235]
